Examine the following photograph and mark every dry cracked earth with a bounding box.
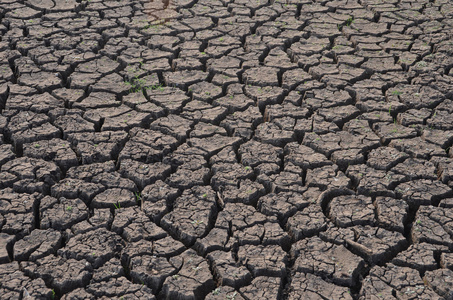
[0,0,453,299]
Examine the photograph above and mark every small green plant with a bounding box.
[391,90,402,96]
[51,289,56,299]
[146,84,164,91]
[212,287,221,295]
[416,219,421,225]
[172,274,179,280]
[134,192,142,203]
[125,75,148,93]
[66,206,73,211]
[143,22,163,31]
[226,292,238,300]
[245,166,251,171]
[345,17,354,26]
[191,220,204,227]
[113,202,121,210]
[124,77,141,93]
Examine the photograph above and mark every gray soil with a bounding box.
[0,0,453,299]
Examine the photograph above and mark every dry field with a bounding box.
[0,0,453,299]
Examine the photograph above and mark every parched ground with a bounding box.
[0,0,453,299]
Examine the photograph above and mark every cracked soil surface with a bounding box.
[1,0,453,299]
